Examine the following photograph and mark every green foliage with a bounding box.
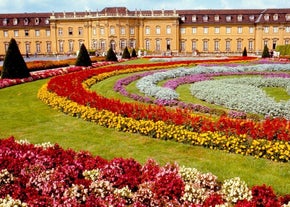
[131,48,137,58]
[1,38,30,79]
[122,46,131,59]
[75,44,92,67]
[106,47,118,62]
[262,44,270,58]
[275,45,290,56]
[242,47,247,57]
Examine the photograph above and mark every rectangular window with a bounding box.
[180,41,185,51]
[130,27,134,35]
[121,27,125,35]
[249,27,254,34]
[46,29,50,37]
[264,26,269,33]
[226,41,231,51]
[214,40,219,51]
[203,27,208,34]
[273,26,278,33]
[100,27,105,35]
[59,41,64,53]
[203,40,208,51]
[237,40,242,51]
[35,30,40,37]
[36,42,41,53]
[25,30,29,37]
[156,27,161,35]
[92,27,96,36]
[46,42,51,53]
[156,39,161,51]
[68,27,73,35]
[166,26,171,34]
[226,27,231,34]
[249,40,253,51]
[214,27,220,34]
[78,27,83,36]
[192,41,197,51]
[120,40,126,50]
[286,27,290,33]
[14,30,19,37]
[145,27,150,35]
[145,40,150,50]
[3,30,8,37]
[238,27,242,34]
[69,41,74,52]
[25,43,30,53]
[180,28,186,34]
[192,27,197,34]
[58,28,63,36]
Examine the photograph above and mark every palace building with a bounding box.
[0,7,290,56]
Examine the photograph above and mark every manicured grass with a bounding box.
[0,73,290,195]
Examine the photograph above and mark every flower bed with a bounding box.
[37,59,290,162]
[0,137,289,206]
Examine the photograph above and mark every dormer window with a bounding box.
[181,16,186,22]
[3,18,7,25]
[13,18,18,25]
[191,15,196,22]
[286,14,290,21]
[237,15,243,21]
[203,15,208,22]
[35,18,39,25]
[273,14,279,21]
[226,15,231,22]
[264,14,269,21]
[24,18,29,25]
[214,15,219,22]
[249,15,255,21]
[45,18,50,24]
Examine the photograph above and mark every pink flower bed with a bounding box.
[0,137,289,206]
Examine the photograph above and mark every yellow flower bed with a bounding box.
[38,84,290,162]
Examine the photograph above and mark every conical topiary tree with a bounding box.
[75,43,92,67]
[131,48,137,58]
[262,44,270,58]
[1,38,30,79]
[242,47,247,57]
[122,46,131,59]
[106,47,118,62]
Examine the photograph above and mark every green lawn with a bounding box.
[0,71,289,195]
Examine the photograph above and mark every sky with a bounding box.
[0,0,290,13]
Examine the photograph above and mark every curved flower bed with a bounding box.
[37,60,290,162]
[1,137,290,206]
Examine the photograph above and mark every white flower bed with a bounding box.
[190,77,290,118]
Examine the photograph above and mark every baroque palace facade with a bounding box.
[0,7,290,56]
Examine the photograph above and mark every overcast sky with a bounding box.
[0,0,289,13]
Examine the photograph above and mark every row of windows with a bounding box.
[3,29,51,38]
[2,17,50,26]
[182,26,285,35]
[3,41,52,54]
[188,13,288,23]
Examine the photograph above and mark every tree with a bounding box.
[242,47,247,57]
[262,44,270,58]
[1,38,30,79]
[131,48,137,58]
[75,43,92,67]
[106,47,118,62]
[122,46,131,59]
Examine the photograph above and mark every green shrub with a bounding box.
[242,47,247,57]
[106,47,118,62]
[75,44,92,67]
[131,48,137,58]
[122,47,131,59]
[1,38,30,79]
[276,45,290,56]
[262,45,270,58]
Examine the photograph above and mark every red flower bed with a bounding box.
[46,60,290,142]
